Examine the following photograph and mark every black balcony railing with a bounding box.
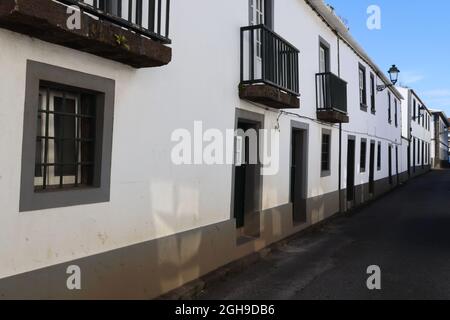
[316,72,348,114]
[240,24,300,96]
[59,0,171,44]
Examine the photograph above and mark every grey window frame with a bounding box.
[20,60,115,212]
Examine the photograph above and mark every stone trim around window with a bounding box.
[19,60,115,212]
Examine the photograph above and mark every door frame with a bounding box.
[231,109,264,233]
[289,121,309,225]
[369,140,375,195]
[346,135,356,202]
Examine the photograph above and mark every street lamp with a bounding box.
[377,65,400,92]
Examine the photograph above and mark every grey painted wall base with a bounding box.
[0,169,431,299]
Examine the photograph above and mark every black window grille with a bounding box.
[35,84,97,191]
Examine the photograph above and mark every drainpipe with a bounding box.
[336,31,343,213]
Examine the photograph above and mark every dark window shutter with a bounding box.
[264,0,274,29]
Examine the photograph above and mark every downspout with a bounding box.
[336,31,343,213]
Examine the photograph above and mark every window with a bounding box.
[413,100,416,121]
[35,86,96,190]
[388,92,392,123]
[377,142,381,170]
[20,61,115,212]
[360,139,367,172]
[321,131,331,176]
[319,41,330,73]
[394,99,398,127]
[370,73,376,113]
[249,0,265,59]
[318,39,330,109]
[359,64,367,109]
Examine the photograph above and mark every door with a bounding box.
[407,145,411,177]
[388,146,393,185]
[291,129,306,224]
[347,138,355,202]
[369,141,375,194]
[396,146,400,184]
[234,120,261,237]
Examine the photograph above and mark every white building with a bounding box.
[430,110,450,168]
[397,88,433,176]
[0,0,413,299]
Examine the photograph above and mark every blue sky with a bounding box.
[326,0,450,114]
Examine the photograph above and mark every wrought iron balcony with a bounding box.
[239,24,300,110]
[316,72,349,123]
[0,0,171,68]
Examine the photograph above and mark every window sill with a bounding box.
[360,104,368,111]
[371,109,376,115]
[321,170,331,178]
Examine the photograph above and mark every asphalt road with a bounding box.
[197,170,450,300]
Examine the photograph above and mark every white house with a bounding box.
[0,0,414,299]
[430,110,450,168]
[396,88,433,177]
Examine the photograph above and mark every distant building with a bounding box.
[396,88,433,177]
[430,111,450,168]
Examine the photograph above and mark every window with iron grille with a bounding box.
[321,132,331,175]
[20,60,115,212]
[360,139,367,172]
[35,85,97,191]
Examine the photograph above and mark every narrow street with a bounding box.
[197,170,450,300]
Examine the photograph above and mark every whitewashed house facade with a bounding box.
[397,88,433,177]
[430,110,450,168]
[0,0,410,299]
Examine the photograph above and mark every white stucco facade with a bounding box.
[0,0,424,298]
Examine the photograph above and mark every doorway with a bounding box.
[396,146,399,184]
[388,145,393,185]
[347,137,356,202]
[233,115,262,239]
[369,141,375,195]
[291,128,307,224]
[407,144,411,177]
